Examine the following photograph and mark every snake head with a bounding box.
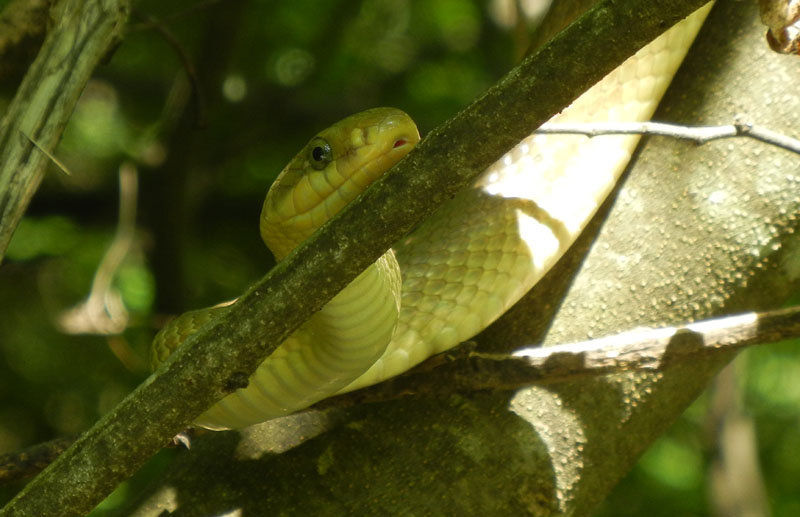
[260,107,420,259]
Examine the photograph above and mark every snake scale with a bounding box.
[151,4,713,430]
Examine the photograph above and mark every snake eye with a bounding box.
[308,138,332,170]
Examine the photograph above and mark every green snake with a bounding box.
[151,5,713,430]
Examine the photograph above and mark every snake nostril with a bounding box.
[393,138,408,148]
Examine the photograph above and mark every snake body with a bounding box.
[151,5,713,430]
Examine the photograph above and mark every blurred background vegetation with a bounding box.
[0,0,798,514]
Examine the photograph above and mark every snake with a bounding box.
[150,4,713,430]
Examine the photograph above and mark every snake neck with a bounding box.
[194,250,402,429]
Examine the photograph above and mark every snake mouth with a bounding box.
[351,133,417,187]
[345,108,420,186]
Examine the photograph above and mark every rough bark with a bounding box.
[2,0,714,515]
[117,1,800,516]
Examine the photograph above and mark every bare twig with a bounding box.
[537,121,800,155]
[316,306,800,409]
[18,130,72,176]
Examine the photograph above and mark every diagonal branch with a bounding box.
[1,0,711,515]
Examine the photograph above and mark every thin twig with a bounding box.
[315,305,800,410]
[18,130,72,176]
[536,121,800,155]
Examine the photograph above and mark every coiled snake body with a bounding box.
[151,5,712,430]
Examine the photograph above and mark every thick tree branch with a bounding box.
[1,0,712,514]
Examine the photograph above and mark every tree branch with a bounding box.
[315,305,800,409]
[1,0,713,514]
